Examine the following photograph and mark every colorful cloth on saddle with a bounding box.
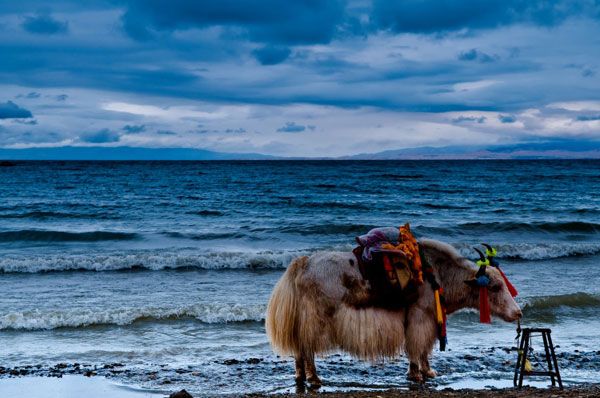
[356,224,423,284]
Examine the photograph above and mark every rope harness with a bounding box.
[421,246,447,351]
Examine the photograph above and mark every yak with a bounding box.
[266,238,522,386]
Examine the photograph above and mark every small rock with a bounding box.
[169,389,194,398]
[223,359,240,365]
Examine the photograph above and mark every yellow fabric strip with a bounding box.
[434,290,443,324]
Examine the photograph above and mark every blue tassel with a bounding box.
[476,275,490,287]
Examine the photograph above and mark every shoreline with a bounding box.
[2,375,599,398]
[254,385,600,398]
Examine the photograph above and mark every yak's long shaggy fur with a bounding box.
[265,256,306,356]
[266,238,521,383]
[266,252,406,361]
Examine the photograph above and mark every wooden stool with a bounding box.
[514,328,563,389]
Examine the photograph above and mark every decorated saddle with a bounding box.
[352,223,448,350]
[352,223,424,310]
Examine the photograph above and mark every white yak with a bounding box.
[266,238,521,385]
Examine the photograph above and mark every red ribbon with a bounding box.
[498,268,518,297]
[479,287,491,323]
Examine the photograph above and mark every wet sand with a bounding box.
[0,375,163,398]
[1,376,599,398]
[252,386,600,398]
[264,385,600,398]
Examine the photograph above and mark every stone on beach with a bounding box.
[169,389,194,398]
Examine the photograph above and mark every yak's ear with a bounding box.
[464,278,479,287]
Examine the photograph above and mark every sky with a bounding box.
[0,0,600,157]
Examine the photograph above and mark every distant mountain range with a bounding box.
[345,139,600,159]
[2,139,600,160]
[0,146,275,160]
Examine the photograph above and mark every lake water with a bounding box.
[1,160,600,394]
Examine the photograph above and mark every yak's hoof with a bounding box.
[307,375,322,388]
[294,380,306,394]
[407,372,423,383]
[422,368,437,379]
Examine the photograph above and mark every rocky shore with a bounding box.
[246,386,600,398]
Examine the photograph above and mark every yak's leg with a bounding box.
[420,353,437,379]
[304,354,322,387]
[405,307,437,382]
[294,355,306,383]
[407,361,422,382]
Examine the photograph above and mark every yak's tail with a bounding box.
[266,256,307,356]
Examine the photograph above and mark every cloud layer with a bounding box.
[0,1,599,156]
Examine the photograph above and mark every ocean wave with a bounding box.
[523,293,600,312]
[0,303,266,330]
[2,239,599,274]
[278,223,379,235]
[185,210,225,216]
[162,231,249,240]
[379,173,425,180]
[300,201,369,210]
[420,203,469,210]
[464,221,600,234]
[0,230,138,243]
[0,211,112,220]
[419,221,600,236]
[0,249,308,273]
[454,242,600,260]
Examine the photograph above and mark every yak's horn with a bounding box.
[474,247,488,278]
[481,243,493,251]
[473,247,486,261]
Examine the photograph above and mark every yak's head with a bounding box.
[464,249,522,322]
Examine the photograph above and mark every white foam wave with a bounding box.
[2,241,595,273]
[0,303,267,330]
[0,249,310,273]
[455,242,600,260]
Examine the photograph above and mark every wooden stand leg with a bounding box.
[541,332,555,387]
[514,333,525,387]
[518,330,530,388]
[547,332,563,389]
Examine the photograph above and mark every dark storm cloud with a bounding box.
[452,116,486,124]
[156,129,177,135]
[252,45,291,65]
[0,101,33,119]
[80,129,120,143]
[16,92,41,99]
[0,0,596,113]
[371,0,600,34]
[21,13,68,35]
[120,0,344,45]
[123,124,146,134]
[458,49,497,63]
[14,118,37,125]
[277,122,310,133]
[499,114,517,123]
[576,115,600,122]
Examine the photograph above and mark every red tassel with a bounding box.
[498,268,518,297]
[479,287,491,323]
